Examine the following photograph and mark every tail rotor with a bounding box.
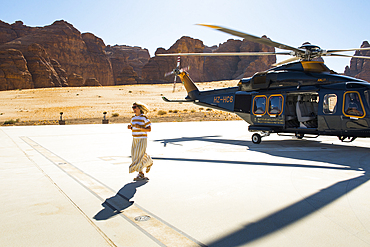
[164,56,189,92]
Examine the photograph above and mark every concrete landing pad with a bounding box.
[1,121,370,246]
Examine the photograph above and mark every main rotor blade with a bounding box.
[272,57,300,67]
[329,54,370,59]
[157,52,291,57]
[326,47,370,54]
[197,24,302,54]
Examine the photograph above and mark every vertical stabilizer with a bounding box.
[178,71,199,100]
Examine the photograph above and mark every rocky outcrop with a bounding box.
[344,41,370,82]
[141,36,276,83]
[0,20,282,90]
[142,37,206,83]
[0,20,111,89]
[204,39,242,81]
[67,73,83,87]
[0,20,38,45]
[105,45,150,84]
[0,48,33,90]
[26,43,65,88]
[0,20,149,90]
[84,78,101,86]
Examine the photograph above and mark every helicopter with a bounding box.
[158,24,370,144]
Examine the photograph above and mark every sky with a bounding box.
[1,0,369,73]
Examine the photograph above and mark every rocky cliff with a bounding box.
[142,36,207,83]
[105,45,150,85]
[344,41,370,82]
[3,19,368,91]
[0,20,150,90]
[141,36,276,83]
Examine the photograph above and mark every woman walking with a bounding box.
[128,102,153,181]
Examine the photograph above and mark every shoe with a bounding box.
[146,164,152,173]
[134,172,147,181]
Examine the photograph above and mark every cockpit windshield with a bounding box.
[365,90,370,109]
[343,91,365,117]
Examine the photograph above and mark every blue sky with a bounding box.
[1,0,369,73]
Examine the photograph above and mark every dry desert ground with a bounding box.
[0,80,242,126]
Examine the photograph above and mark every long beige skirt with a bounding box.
[129,138,153,173]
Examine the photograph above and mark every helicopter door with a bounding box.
[341,91,368,132]
[319,93,340,132]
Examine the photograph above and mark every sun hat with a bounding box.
[133,102,149,114]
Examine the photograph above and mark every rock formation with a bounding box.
[141,36,276,83]
[11,19,370,91]
[84,78,102,86]
[0,20,149,90]
[105,45,150,84]
[142,36,207,83]
[0,48,33,90]
[67,73,84,87]
[344,41,370,82]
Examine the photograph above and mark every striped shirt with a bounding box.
[131,114,151,138]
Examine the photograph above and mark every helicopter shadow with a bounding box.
[93,180,147,221]
[154,135,249,148]
[153,135,370,246]
[207,173,369,247]
[154,135,369,168]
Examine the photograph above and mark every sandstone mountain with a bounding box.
[0,20,278,91]
[344,41,370,82]
[142,36,276,83]
[105,45,150,85]
[1,19,369,91]
[0,20,150,90]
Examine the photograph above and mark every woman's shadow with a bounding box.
[94,180,148,220]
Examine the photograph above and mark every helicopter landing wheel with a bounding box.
[252,133,262,144]
[295,133,304,139]
[338,136,357,142]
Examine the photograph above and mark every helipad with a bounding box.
[1,121,370,246]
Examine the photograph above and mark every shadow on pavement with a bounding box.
[94,180,147,221]
[153,135,370,246]
[207,174,369,247]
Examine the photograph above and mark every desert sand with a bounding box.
[0,80,242,126]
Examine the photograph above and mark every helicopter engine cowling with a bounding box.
[238,61,364,92]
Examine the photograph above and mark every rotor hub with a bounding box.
[298,43,322,61]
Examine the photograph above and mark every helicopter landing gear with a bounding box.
[252,134,261,144]
[251,132,270,144]
[295,133,305,139]
[338,136,357,142]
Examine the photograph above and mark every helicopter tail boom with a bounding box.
[177,71,200,100]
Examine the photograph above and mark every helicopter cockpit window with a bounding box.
[323,94,337,114]
[364,90,370,108]
[268,95,283,115]
[253,96,266,115]
[343,91,365,118]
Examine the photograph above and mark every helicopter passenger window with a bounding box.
[253,96,266,115]
[343,91,365,117]
[268,95,283,115]
[323,94,337,114]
